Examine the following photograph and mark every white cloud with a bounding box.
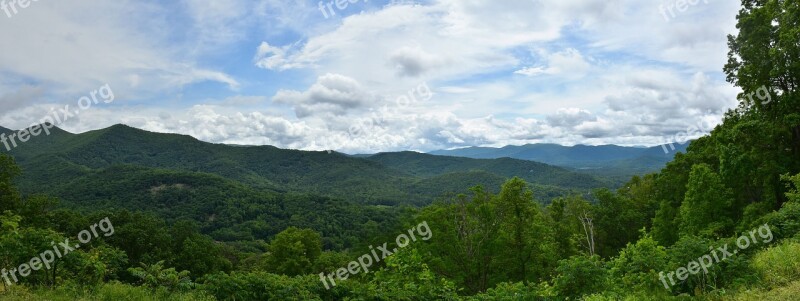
[272,73,380,118]
[516,48,592,79]
[0,0,239,98]
[546,108,597,127]
[389,46,446,77]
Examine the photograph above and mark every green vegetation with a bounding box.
[5,123,601,208]
[0,0,799,299]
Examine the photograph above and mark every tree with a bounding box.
[552,255,607,299]
[679,164,734,237]
[723,0,800,212]
[0,154,21,212]
[418,186,502,293]
[0,211,21,291]
[546,196,595,257]
[174,234,232,277]
[97,210,173,273]
[263,227,322,276]
[608,234,669,294]
[784,173,800,203]
[367,248,458,300]
[493,177,555,285]
[17,194,58,228]
[666,236,720,295]
[593,188,646,257]
[128,261,194,292]
[578,210,596,257]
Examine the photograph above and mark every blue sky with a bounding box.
[0,0,743,153]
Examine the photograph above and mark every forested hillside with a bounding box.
[4,124,602,207]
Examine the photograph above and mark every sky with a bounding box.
[0,0,744,153]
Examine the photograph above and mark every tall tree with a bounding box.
[418,186,502,293]
[493,177,555,284]
[679,164,734,237]
[593,188,645,257]
[723,0,800,211]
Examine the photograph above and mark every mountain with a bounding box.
[364,151,602,189]
[2,124,605,207]
[429,143,690,184]
[429,143,688,166]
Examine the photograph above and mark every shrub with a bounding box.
[552,255,607,299]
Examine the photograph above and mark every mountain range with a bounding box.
[1,124,607,208]
[430,143,688,183]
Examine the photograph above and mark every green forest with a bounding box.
[1,0,800,300]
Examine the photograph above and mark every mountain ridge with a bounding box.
[429,142,690,183]
[2,124,605,206]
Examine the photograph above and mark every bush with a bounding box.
[552,255,607,299]
[467,282,549,301]
[608,234,669,294]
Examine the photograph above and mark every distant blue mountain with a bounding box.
[430,143,690,185]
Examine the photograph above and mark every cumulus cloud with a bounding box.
[272,74,380,118]
[388,46,446,77]
[546,108,597,128]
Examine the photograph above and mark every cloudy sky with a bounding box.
[0,0,743,153]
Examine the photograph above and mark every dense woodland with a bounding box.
[1,0,800,299]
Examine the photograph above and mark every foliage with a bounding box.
[551,255,608,299]
[263,227,322,276]
[128,261,194,293]
[608,234,669,294]
[364,248,459,300]
[679,164,734,238]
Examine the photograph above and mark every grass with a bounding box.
[725,280,800,301]
[749,241,800,288]
[0,283,215,301]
